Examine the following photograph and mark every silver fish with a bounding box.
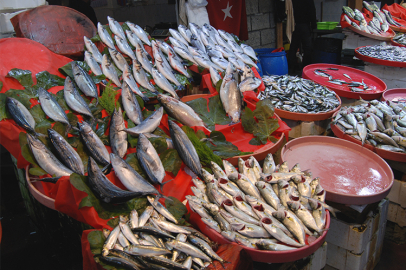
[131,60,156,93]
[260,217,303,247]
[147,196,178,224]
[263,153,276,174]
[239,77,262,92]
[102,54,121,86]
[138,206,153,227]
[228,57,245,70]
[173,46,198,65]
[223,199,260,225]
[6,97,37,135]
[97,22,115,49]
[84,51,102,76]
[169,36,188,51]
[288,201,322,234]
[127,22,151,46]
[122,65,148,102]
[107,16,125,39]
[121,81,143,125]
[211,56,229,70]
[256,181,282,210]
[229,173,262,201]
[166,240,212,262]
[220,75,241,123]
[169,28,189,46]
[168,50,192,81]
[124,107,163,136]
[78,121,110,165]
[64,76,93,118]
[71,62,99,105]
[215,44,234,58]
[137,133,165,185]
[272,210,306,245]
[108,48,128,72]
[124,245,171,256]
[134,43,153,74]
[38,87,71,128]
[209,66,221,86]
[241,44,258,61]
[178,25,192,43]
[168,120,203,179]
[102,225,120,256]
[119,219,139,245]
[235,52,258,69]
[151,68,179,99]
[27,133,73,177]
[155,56,183,88]
[109,108,127,158]
[84,36,103,64]
[158,94,207,128]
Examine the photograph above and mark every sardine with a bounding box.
[147,196,178,224]
[102,225,120,256]
[124,245,171,256]
[166,240,212,262]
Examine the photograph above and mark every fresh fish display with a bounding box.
[64,76,93,119]
[84,36,103,64]
[109,107,127,158]
[357,45,406,62]
[333,100,406,153]
[102,54,121,87]
[392,33,406,46]
[38,87,71,129]
[6,97,37,135]
[84,51,103,76]
[187,159,331,250]
[258,75,340,113]
[71,61,99,105]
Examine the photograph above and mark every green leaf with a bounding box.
[160,149,182,176]
[241,107,256,134]
[254,99,275,120]
[90,34,101,42]
[181,126,223,170]
[67,136,80,148]
[204,131,250,159]
[126,153,147,179]
[36,71,65,90]
[153,127,170,138]
[197,65,205,73]
[35,119,53,135]
[96,116,110,137]
[0,93,9,121]
[7,68,33,88]
[5,89,34,108]
[165,196,190,226]
[215,79,222,92]
[186,95,229,130]
[149,137,168,155]
[75,139,89,173]
[107,217,119,228]
[0,81,3,91]
[99,82,119,115]
[29,104,46,123]
[142,109,153,119]
[249,137,262,146]
[126,119,138,148]
[88,230,105,255]
[174,73,190,87]
[135,96,145,110]
[29,167,47,176]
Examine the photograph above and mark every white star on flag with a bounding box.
[222,2,233,21]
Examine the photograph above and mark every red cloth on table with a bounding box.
[383,4,406,28]
[206,0,248,40]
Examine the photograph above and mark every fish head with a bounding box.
[26,133,44,149]
[308,198,321,210]
[230,223,245,231]
[315,185,325,196]
[253,204,265,213]
[233,195,244,203]
[255,181,266,190]
[146,196,155,205]
[77,121,92,134]
[272,210,286,220]
[290,175,302,184]
[277,179,289,189]
[97,22,103,32]
[200,168,215,183]
[133,59,142,70]
[83,36,91,45]
[261,217,272,225]
[102,54,112,66]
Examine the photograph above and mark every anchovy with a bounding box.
[84,36,103,64]
[78,121,110,165]
[64,76,93,118]
[6,97,37,135]
[168,120,202,179]
[97,22,115,49]
[124,107,163,136]
[84,51,102,76]
[38,87,71,128]
[27,134,73,177]
[138,206,153,227]
[119,219,139,245]
[124,244,171,256]
[48,129,84,175]
[102,225,120,256]
[71,62,99,105]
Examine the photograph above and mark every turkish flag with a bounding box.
[206,0,249,40]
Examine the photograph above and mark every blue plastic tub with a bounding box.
[254,48,288,76]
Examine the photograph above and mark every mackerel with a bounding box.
[121,81,143,125]
[84,36,103,64]
[6,97,37,135]
[71,62,98,105]
[63,76,93,118]
[124,107,163,136]
[78,121,110,165]
[137,133,165,185]
[38,87,71,129]
[84,51,102,76]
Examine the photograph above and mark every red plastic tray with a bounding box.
[346,24,395,41]
[391,39,406,48]
[381,88,406,102]
[354,46,406,68]
[331,121,406,163]
[280,136,394,205]
[302,64,386,100]
[189,210,330,263]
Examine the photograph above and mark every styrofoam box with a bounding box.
[325,199,388,254]
[303,242,328,270]
[0,9,26,33]
[387,202,406,227]
[386,179,406,208]
[0,0,46,11]
[342,29,390,50]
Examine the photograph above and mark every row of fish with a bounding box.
[357,45,406,62]
[313,68,375,92]
[100,196,225,269]
[168,22,258,73]
[187,156,333,250]
[258,75,340,113]
[333,99,406,153]
[84,16,188,102]
[363,1,405,28]
[392,33,406,46]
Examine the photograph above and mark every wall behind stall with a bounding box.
[92,0,177,29]
[314,0,347,22]
[245,0,276,49]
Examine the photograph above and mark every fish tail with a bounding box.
[101,163,112,175]
[156,192,174,203]
[31,176,61,183]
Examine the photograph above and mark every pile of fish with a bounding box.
[342,2,405,36]
[333,99,406,153]
[258,75,340,113]
[357,45,406,62]
[84,16,188,101]
[312,68,376,92]
[392,33,406,46]
[100,196,226,269]
[187,156,333,251]
[168,23,258,73]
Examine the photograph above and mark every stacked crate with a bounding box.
[324,199,388,270]
[386,175,406,244]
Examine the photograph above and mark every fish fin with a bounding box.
[34,132,47,138]
[159,178,176,193]
[156,193,174,203]
[30,176,61,183]
[326,206,340,218]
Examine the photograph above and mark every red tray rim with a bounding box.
[391,39,406,48]
[355,45,406,68]
[346,24,395,41]
[381,88,406,101]
[280,136,395,200]
[302,64,386,100]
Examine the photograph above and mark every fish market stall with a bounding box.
[355,45,406,89]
